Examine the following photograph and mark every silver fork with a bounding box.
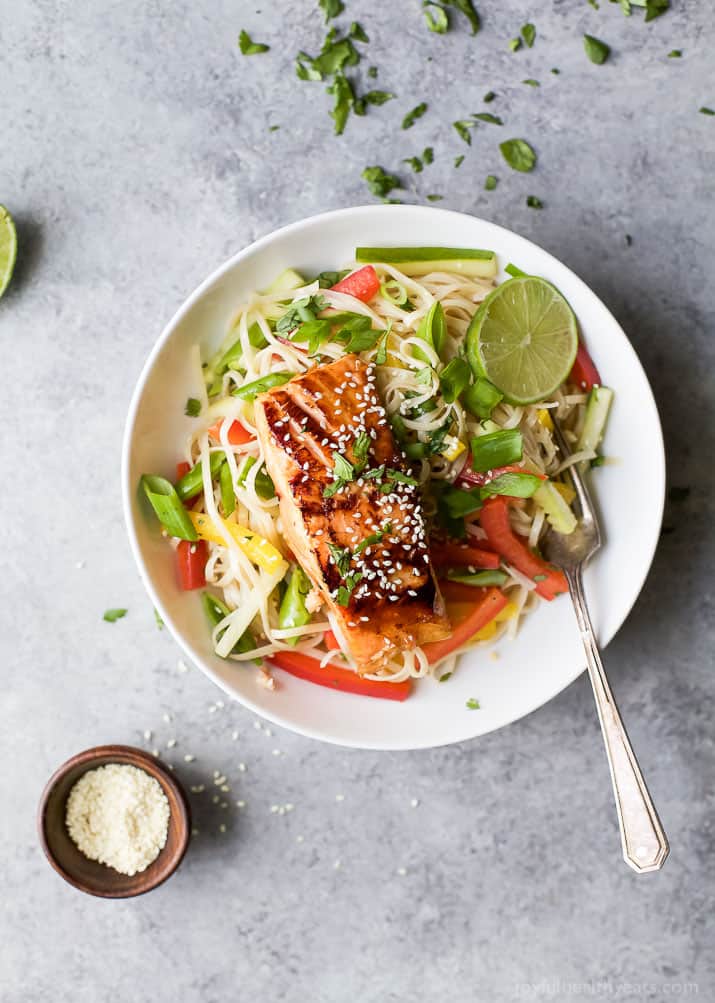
[541,419,669,873]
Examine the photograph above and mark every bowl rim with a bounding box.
[121,205,665,750]
[37,744,191,898]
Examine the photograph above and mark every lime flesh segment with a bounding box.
[467,276,578,404]
[0,206,17,299]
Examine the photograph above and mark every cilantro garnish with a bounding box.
[328,543,352,577]
[336,572,363,607]
[103,608,128,623]
[349,21,369,42]
[522,78,540,87]
[444,0,480,34]
[402,103,428,129]
[426,194,443,202]
[508,37,521,52]
[453,120,474,144]
[324,452,355,498]
[499,138,537,172]
[521,23,535,47]
[276,294,328,335]
[353,431,371,472]
[454,155,465,168]
[466,698,480,710]
[483,91,496,102]
[667,49,681,58]
[473,112,503,125]
[355,522,392,556]
[485,174,497,190]
[583,35,610,65]
[319,0,344,21]
[526,195,544,209]
[423,2,449,33]
[239,30,270,55]
[362,165,401,199]
[328,71,355,134]
[185,397,201,417]
[699,107,715,116]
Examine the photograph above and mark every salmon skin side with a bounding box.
[254,354,450,669]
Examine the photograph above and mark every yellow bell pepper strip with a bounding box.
[187,511,286,574]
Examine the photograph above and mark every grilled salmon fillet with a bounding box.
[254,354,450,669]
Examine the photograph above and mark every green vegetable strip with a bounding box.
[414,301,446,362]
[380,279,409,306]
[175,451,225,501]
[356,246,495,263]
[470,429,523,472]
[232,371,295,401]
[439,358,471,403]
[278,566,312,646]
[446,570,509,587]
[220,461,236,516]
[141,475,198,541]
[504,263,528,278]
[463,378,503,419]
[237,456,276,500]
[480,472,543,498]
[201,592,257,659]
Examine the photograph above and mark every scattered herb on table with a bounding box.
[699,107,715,116]
[667,49,681,58]
[509,37,522,52]
[362,165,401,199]
[367,65,378,78]
[522,78,540,87]
[483,90,496,103]
[485,174,497,190]
[423,2,449,33]
[454,154,465,168]
[239,30,270,55]
[453,119,474,144]
[319,0,344,21]
[444,0,480,35]
[349,21,369,42]
[499,138,537,172]
[551,67,560,74]
[473,112,502,125]
[427,194,443,201]
[104,608,128,623]
[521,23,536,47]
[526,195,544,209]
[402,102,428,129]
[584,34,610,65]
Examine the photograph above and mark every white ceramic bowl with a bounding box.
[122,206,665,750]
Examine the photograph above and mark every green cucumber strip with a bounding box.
[356,247,497,279]
[533,481,577,535]
[261,268,305,294]
[577,387,614,468]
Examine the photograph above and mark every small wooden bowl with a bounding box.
[38,744,191,898]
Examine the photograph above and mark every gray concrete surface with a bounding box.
[1,1,713,1000]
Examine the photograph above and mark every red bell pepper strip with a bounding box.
[176,539,207,590]
[331,265,381,303]
[422,587,508,665]
[267,650,411,701]
[457,457,546,488]
[207,419,254,446]
[568,342,601,391]
[431,540,501,570]
[176,461,191,480]
[479,496,568,600]
[323,629,341,651]
[439,580,500,604]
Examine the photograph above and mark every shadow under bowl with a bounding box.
[38,744,191,898]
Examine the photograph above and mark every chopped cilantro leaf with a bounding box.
[403,155,423,173]
[185,397,201,417]
[521,22,535,47]
[328,543,352,577]
[500,138,536,172]
[453,119,474,144]
[444,0,480,35]
[422,146,434,165]
[454,154,465,168]
[550,67,560,74]
[473,112,502,125]
[438,672,452,683]
[402,102,428,129]
[485,174,497,190]
[362,165,401,198]
[667,49,681,58]
[699,107,715,116]
[375,327,390,365]
[336,571,363,607]
[509,37,521,52]
[426,194,443,202]
[522,78,540,87]
[239,30,270,55]
[583,35,610,65]
[483,90,496,102]
[319,0,345,20]
[423,2,449,33]
[103,608,128,623]
[349,21,369,42]
[526,195,543,209]
[367,65,378,79]
[466,697,480,710]
[353,430,371,472]
[153,608,164,629]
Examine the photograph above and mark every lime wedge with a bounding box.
[467,276,578,404]
[0,206,17,300]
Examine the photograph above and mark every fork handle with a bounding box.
[566,567,669,873]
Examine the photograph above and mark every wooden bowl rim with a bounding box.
[37,744,191,898]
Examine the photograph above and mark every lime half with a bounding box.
[0,206,17,300]
[467,276,578,404]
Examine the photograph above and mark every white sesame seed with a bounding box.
[238,762,246,772]
[219,824,227,833]
[143,729,152,741]
[183,754,195,763]
[396,867,407,876]
[410,798,419,808]
[236,800,246,808]
[212,795,219,804]
[335,794,345,802]
[151,748,159,757]
[190,784,205,794]
[162,713,171,724]
[166,738,177,749]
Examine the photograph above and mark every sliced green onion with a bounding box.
[220,461,236,516]
[278,565,312,646]
[141,475,198,541]
[201,592,258,660]
[480,471,542,498]
[236,455,276,500]
[380,278,409,306]
[504,262,528,278]
[414,300,447,362]
[469,428,523,472]
[446,569,508,586]
[356,247,497,278]
[405,441,429,459]
[439,357,471,403]
[232,371,295,401]
[463,378,503,419]
[442,485,482,518]
[175,451,225,501]
[248,321,269,348]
